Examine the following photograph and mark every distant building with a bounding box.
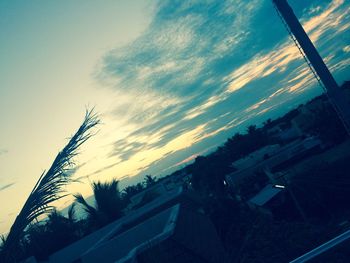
[231,144,281,170]
[127,183,169,210]
[249,184,284,208]
[248,184,300,221]
[81,204,227,263]
[125,172,192,212]
[267,122,301,141]
[225,137,322,185]
[248,184,285,217]
[24,187,226,263]
[158,170,192,190]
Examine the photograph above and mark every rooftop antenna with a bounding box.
[272,0,350,135]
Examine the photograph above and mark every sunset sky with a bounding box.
[0,0,349,235]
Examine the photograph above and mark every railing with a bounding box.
[289,229,350,263]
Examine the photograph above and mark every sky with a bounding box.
[0,0,349,235]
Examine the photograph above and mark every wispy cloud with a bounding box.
[0,148,8,156]
[0,182,16,192]
[84,0,350,181]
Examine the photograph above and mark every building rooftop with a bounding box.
[48,187,184,263]
[44,187,226,263]
[81,205,180,263]
[249,184,283,206]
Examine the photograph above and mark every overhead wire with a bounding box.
[272,1,350,135]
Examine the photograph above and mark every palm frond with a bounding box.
[1,109,100,261]
[93,180,121,211]
[73,193,97,217]
[74,179,124,228]
[0,235,5,249]
[92,179,123,221]
[67,203,76,222]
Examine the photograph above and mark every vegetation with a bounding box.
[0,171,160,261]
[301,95,348,144]
[143,175,157,187]
[1,87,349,262]
[21,208,82,260]
[191,91,349,261]
[74,179,124,230]
[0,110,99,262]
[203,197,335,263]
[182,89,349,262]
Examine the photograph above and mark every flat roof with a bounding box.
[249,184,283,206]
[81,205,180,263]
[49,187,183,263]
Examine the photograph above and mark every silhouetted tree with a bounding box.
[144,175,157,187]
[74,179,124,230]
[0,110,99,262]
[23,209,80,260]
[305,101,347,143]
[190,155,233,198]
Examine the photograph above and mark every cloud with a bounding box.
[169,146,216,169]
[89,0,350,180]
[100,1,259,87]
[75,162,122,181]
[0,182,16,192]
[0,149,8,156]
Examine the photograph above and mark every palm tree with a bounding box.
[74,179,124,229]
[0,110,99,262]
[23,208,80,260]
[144,175,157,187]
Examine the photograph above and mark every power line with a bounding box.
[272,0,350,135]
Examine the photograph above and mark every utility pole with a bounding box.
[282,175,308,223]
[265,168,308,222]
[273,0,350,135]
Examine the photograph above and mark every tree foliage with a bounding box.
[143,175,157,187]
[22,209,81,260]
[0,110,99,262]
[74,179,124,229]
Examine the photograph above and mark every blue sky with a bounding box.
[0,0,349,234]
